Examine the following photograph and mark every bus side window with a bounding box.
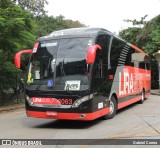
[139,62,145,69]
[95,34,111,78]
[93,53,103,91]
[145,63,150,70]
[94,55,103,78]
[125,47,135,66]
[110,38,125,68]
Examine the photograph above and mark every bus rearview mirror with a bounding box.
[14,49,32,69]
[86,45,101,64]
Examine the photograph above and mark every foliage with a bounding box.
[34,15,86,38]
[0,0,13,8]
[0,0,36,97]
[137,15,160,89]
[119,27,142,45]
[0,0,86,100]
[12,0,48,15]
[123,15,148,27]
[34,15,68,37]
[119,14,160,89]
[119,14,160,54]
[136,15,160,54]
[0,5,35,51]
[0,50,21,95]
[65,19,86,28]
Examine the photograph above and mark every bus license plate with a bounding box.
[46,111,57,116]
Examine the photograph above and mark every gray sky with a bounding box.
[46,0,160,33]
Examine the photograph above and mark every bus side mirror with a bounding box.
[86,45,101,64]
[14,49,32,69]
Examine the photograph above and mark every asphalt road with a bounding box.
[0,95,160,147]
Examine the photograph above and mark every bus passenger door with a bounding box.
[91,34,111,111]
[92,34,111,95]
[92,52,108,111]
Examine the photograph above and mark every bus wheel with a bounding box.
[103,96,117,120]
[139,90,145,104]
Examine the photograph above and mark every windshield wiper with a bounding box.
[61,58,66,82]
[56,58,72,93]
[55,58,66,84]
[60,58,71,93]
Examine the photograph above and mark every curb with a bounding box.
[151,93,160,96]
[150,89,160,96]
[0,104,25,113]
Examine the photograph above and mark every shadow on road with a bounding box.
[33,118,104,129]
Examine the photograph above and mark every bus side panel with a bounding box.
[108,65,151,109]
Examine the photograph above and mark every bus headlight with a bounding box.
[72,94,93,108]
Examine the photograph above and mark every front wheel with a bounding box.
[103,96,117,120]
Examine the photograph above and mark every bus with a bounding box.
[14,27,151,120]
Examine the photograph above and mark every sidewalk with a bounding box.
[150,89,160,96]
[0,104,24,113]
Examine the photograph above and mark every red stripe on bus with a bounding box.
[118,96,141,109]
[26,107,110,121]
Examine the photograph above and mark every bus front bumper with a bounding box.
[26,107,110,121]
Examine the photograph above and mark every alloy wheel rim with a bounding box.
[109,100,114,115]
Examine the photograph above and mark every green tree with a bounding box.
[34,15,86,38]
[123,15,148,27]
[65,19,86,28]
[136,15,160,54]
[119,15,160,89]
[0,0,88,106]
[0,0,36,98]
[119,27,142,45]
[0,0,13,8]
[12,0,48,15]
[119,15,148,45]
[136,15,160,89]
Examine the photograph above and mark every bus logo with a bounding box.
[119,72,134,96]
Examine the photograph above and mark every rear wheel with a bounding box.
[103,96,117,120]
[139,89,145,104]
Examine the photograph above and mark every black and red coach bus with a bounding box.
[14,28,151,120]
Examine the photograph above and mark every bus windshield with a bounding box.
[27,37,92,91]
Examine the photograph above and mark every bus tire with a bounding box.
[139,89,145,104]
[103,96,117,120]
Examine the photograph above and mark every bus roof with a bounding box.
[38,27,112,41]
[37,27,148,56]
